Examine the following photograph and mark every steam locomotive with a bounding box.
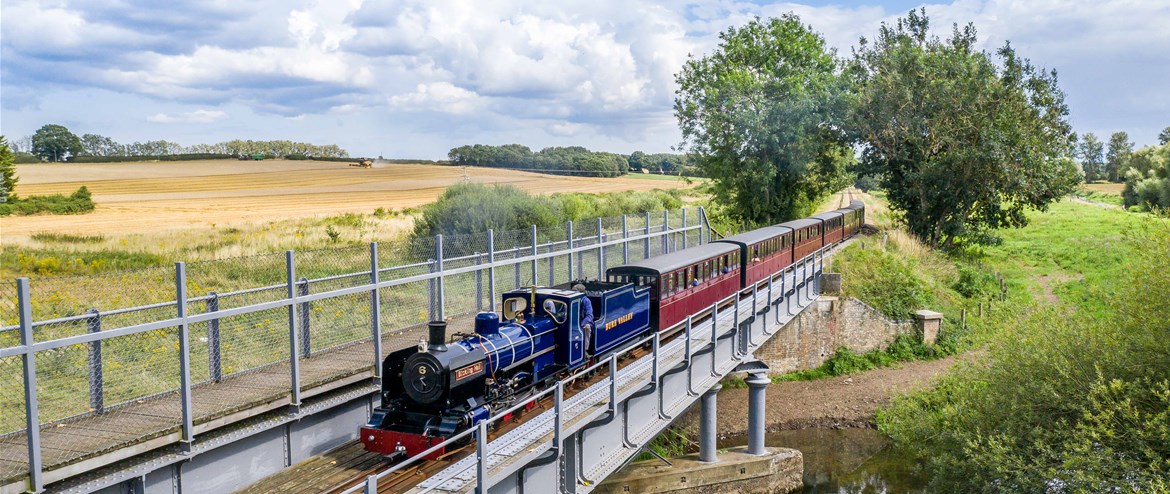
[360,201,864,459]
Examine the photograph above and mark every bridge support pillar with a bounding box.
[746,371,770,456]
[699,384,721,463]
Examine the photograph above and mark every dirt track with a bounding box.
[714,357,957,436]
[4,160,692,237]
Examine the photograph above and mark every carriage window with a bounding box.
[667,273,675,295]
[686,267,694,287]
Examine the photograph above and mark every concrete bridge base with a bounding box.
[595,447,802,494]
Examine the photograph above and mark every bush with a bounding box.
[411,183,684,238]
[0,186,95,216]
[952,266,996,298]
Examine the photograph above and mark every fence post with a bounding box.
[662,210,669,253]
[513,247,521,290]
[621,215,629,263]
[436,235,445,321]
[370,242,382,381]
[488,230,496,312]
[176,262,195,452]
[207,292,222,383]
[682,208,688,250]
[286,251,302,413]
[567,220,574,282]
[597,218,605,280]
[475,253,484,312]
[531,225,538,287]
[699,206,708,244]
[299,277,311,358]
[86,308,104,413]
[18,278,43,492]
[644,211,651,259]
[427,259,436,321]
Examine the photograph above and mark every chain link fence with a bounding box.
[0,207,708,488]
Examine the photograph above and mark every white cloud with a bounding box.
[1,0,1168,157]
[390,82,485,114]
[146,109,228,123]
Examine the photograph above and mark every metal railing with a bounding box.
[342,244,832,494]
[0,207,708,492]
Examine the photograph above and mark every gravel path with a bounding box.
[713,357,958,437]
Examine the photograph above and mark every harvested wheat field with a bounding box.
[2,160,693,239]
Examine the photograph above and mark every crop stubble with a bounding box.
[4,160,691,237]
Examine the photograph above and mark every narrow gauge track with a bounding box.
[317,299,745,494]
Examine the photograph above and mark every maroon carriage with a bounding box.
[713,226,794,290]
[811,211,845,246]
[777,218,822,263]
[606,242,740,332]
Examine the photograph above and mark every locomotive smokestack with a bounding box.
[427,320,448,352]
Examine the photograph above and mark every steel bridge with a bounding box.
[345,246,831,494]
[0,206,837,494]
[2,209,707,493]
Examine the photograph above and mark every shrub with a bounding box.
[0,186,96,216]
[411,183,685,238]
[952,266,996,298]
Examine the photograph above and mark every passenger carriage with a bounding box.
[713,226,793,290]
[605,242,740,332]
[811,211,845,246]
[776,218,822,263]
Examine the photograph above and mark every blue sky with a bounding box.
[2,0,1167,159]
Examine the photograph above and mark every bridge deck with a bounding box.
[0,317,477,489]
[409,267,812,494]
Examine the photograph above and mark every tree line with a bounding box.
[9,124,350,163]
[447,144,697,177]
[1075,127,1169,183]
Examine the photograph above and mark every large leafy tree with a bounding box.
[1159,126,1170,145]
[1079,132,1105,182]
[1105,131,1133,183]
[30,124,84,162]
[674,14,852,226]
[847,10,1078,248]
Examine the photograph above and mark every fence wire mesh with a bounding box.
[1,208,702,481]
[0,383,25,482]
[32,329,182,474]
[27,266,176,343]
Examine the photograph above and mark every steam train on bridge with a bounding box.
[361,201,865,458]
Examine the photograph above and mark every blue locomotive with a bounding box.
[361,280,650,458]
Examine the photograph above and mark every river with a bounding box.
[721,428,930,493]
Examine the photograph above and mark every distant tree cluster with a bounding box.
[447,144,628,177]
[12,124,350,162]
[627,151,702,176]
[1076,131,1136,183]
[1121,138,1170,211]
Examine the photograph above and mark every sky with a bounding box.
[2,0,1168,159]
